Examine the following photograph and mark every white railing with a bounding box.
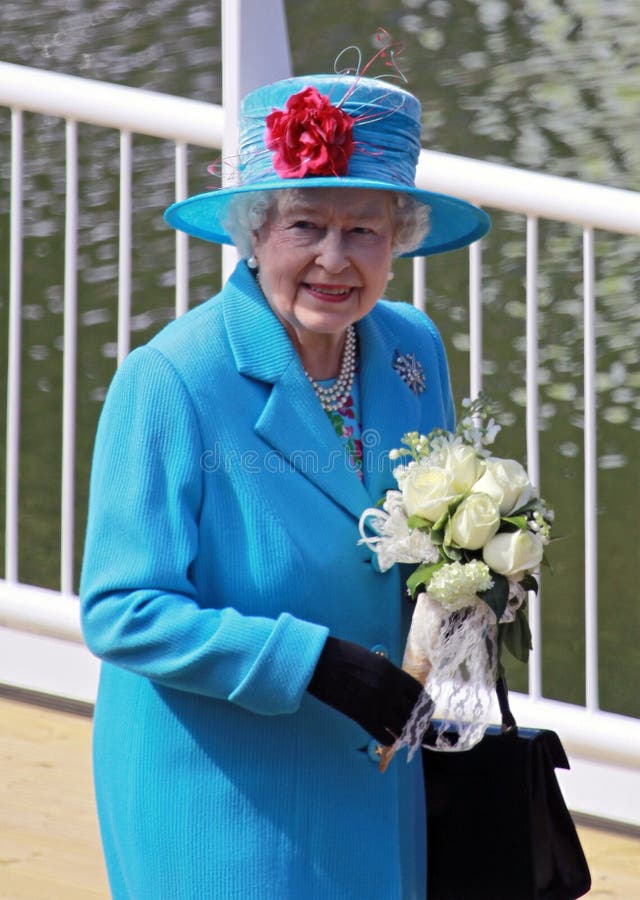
[1,58,640,828]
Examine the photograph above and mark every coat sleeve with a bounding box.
[80,346,328,715]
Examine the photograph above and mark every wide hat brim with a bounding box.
[163,178,490,258]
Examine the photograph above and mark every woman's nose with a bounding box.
[315,229,349,273]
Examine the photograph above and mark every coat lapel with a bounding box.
[222,263,374,521]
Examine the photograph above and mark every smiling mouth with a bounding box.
[304,283,355,301]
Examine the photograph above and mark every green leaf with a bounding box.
[511,499,541,516]
[442,544,462,562]
[406,561,445,597]
[478,573,509,621]
[430,495,465,534]
[406,514,433,531]
[443,517,453,548]
[501,608,532,664]
[431,509,450,534]
[502,515,528,530]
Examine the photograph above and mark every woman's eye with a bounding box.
[291,220,317,230]
[351,226,373,235]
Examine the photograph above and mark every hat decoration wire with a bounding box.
[251,31,411,182]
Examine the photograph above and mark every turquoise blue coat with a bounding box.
[80,261,454,899]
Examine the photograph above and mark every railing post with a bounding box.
[5,109,23,584]
[174,142,190,318]
[525,216,542,700]
[583,227,599,712]
[60,120,79,595]
[412,256,426,312]
[117,130,133,363]
[468,239,483,399]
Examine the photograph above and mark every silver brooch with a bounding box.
[392,350,426,394]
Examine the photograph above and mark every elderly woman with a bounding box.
[80,70,489,899]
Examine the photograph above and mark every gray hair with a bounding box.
[223,189,430,259]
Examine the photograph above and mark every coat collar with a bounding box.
[222,262,421,520]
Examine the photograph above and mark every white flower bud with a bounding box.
[471,457,536,515]
[447,492,501,550]
[401,464,458,523]
[440,443,484,493]
[482,530,544,578]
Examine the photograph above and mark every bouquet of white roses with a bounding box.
[358,396,553,768]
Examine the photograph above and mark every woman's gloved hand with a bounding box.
[306,636,423,745]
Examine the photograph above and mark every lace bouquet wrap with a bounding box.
[358,397,553,770]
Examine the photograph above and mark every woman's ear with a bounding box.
[250,228,262,254]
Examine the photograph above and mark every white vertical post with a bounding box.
[220,0,292,282]
[525,215,542,699]
[5,109,23,584]
[117,130,133,364]
[60,120,78,594]
[468,240,483,400]
[583,226,599,712]
[174,142,189,317]
[412,256,426,312]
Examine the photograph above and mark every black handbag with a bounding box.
[422,677,591,900]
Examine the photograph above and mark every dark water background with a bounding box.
[0,0,638,715]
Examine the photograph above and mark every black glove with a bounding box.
[307,636,423,745]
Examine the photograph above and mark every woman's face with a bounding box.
[251,188,394,343]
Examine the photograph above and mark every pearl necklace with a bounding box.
[304,325,357,412]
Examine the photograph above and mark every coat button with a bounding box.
[370,644,389,658]
[367,739,384,764]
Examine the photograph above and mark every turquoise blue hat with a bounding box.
[164,74,490,257]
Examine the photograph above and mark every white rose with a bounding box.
[482,530,544,578]
[471,457,536,515]
[446,492,500,550]
[402,464,459,523]
[438,443,484,493]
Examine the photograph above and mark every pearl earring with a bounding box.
[247,255,258,270]
[387,270,395,282]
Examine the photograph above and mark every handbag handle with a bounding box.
[495,674,518,733]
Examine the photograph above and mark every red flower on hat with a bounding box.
[264,86,355,178]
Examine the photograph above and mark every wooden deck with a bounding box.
[1,691,638,899]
